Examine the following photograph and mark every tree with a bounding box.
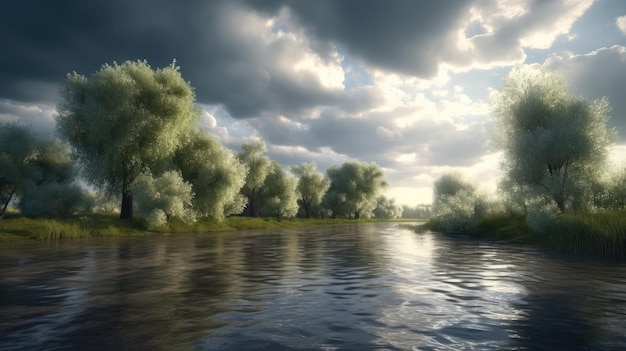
[291,162,329,218]
[323,161,387,218]
[431,172,485,233]
[131,170,195,228]
[173,130,247,220]
[19,182,90,218]
[401,204,432,219]
[491,66,616,212]
[56,60,199,219]
[373,195,403,219]
[259,161,299,220]
[18,139,85,218]
[0,123,40,218]
[0,124,79,219]
[237,141,271,217]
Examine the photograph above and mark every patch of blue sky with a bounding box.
[338,46,374,89]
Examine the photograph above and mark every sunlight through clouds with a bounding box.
[1,0,624,206]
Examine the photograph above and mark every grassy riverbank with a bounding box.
[421,211,626,259]
[0,214,401,242]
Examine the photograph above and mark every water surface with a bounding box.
[1,223,626,350]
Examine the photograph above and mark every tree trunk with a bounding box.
[0,185,17,220]
[354,211,360,219]
[248,192,259,218]
[120,190,133,219]
[303,199,311,218]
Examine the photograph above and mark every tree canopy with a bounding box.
[0,123,80,219]
[0,123,41,218]
[491,66,616,212]
[173,130,247,220]
[431,172,485,233]
[291,162,329,218]
[324,161,387,218]
[259,161,299,220]
[56,60,200,219]
[131,170,196,228]
[238,141,272,217]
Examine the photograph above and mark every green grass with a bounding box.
[420,211,626,259]
[473,212,534,242]
[546,212,626,259]
[0,214,382,242]
[0,214,147,241]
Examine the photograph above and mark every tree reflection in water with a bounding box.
[1,224,626,350]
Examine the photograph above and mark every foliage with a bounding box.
[401,204,432,219]
[524,195,560,234]
[373,195,403,219]
[237,141,271,217]
[56,60,200,219]
[0,124,80,219]
[0,123,40,219]
[19,182,91,218]
[173,130,247,220]
[131,171,196,229]
[259,161,299,220]
[86,191,120,214]
[323,161,387,218]
[545,212,626,259]
[431,172,486,233]
[602,167,626,211]
[491,66,616,212]
[473,212,533,241]
[291,162,329,218]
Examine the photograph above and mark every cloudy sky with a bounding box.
[2,0,626,205]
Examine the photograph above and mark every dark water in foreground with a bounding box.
[1,223,626,351]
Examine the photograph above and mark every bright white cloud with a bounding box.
[449,0,593,72]
[617,15,626,35]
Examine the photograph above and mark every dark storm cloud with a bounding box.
[0,0,347,117]
[0,0,479,113]
[245,0,473,77]
[544,45,626,138]
[0,0,202,102]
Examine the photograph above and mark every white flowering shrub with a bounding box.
[131,171,196,229]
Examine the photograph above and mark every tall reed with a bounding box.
[547,212,626,259]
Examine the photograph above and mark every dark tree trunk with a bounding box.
[354,211,360,219]
[303,199,311,218]
[248,193,259,218]
[120,190,133,219]
[0,185,17,220]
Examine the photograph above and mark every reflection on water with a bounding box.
[1,223,626,350]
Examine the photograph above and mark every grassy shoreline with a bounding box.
[421,211,626,260]
[0,214,417,242]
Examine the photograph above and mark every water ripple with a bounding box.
[1,224,626,350]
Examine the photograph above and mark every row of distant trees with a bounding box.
[431,66,625,233]
[0,60,402,227]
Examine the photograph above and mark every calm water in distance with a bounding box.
[1,222,626,350]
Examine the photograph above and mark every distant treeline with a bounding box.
[1,60,402,228]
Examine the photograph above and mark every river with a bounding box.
[1,222,626,350]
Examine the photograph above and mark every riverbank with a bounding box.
[0,214,418,242]
[421,211,626,259]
